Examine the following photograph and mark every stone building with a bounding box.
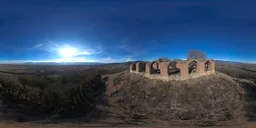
[130,59,215,80]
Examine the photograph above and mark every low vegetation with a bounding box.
[0,62,255,126]
[0,65,127,121]
[111,72,244,124]
[216,66,256,80]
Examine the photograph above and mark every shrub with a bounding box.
[0,74,106,117]
[216,65,256,80]
[19,76,48,90]
[116,73,244,124]
[187,50,207,61]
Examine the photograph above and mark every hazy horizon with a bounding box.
[0,58,255,64]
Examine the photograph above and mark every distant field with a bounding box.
[215,62,256,81]
[0,63,128,76]
[0,61,256,127]
[0,61,255,80]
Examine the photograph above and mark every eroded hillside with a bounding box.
[104,71,245,125]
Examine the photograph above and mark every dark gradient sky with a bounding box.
[0,0,256,63]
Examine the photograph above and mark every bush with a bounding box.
[0,74,106,117]
[187,50,207,61]
[116,73,244,124]
[216,65,256,80]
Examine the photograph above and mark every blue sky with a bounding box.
[0,0,256,63]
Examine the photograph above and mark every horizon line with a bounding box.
[0,59,255,64]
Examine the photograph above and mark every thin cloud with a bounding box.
[119,44,134,53]
[48,57,97,63]
[29,41,101,56]
[29,40,59,52]
[100,57,133,63]
[118,38,159,56]
[79,49,100,56]
[125,58,133,62]
[34,43,43,48]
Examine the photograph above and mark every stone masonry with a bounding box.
[136,62,146,72]
[145,63,152,75]
[129,63,136,72]
[130,59,215,80]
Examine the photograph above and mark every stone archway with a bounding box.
[136,62,146,72]
[204,60,214,72]
[168,61,180,76]
[130,63,136,71]
[188,60,199,74]
[151,61,160,74]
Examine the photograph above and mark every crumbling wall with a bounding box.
[197,61,205,74]
[204,60,215,72]
[130,63,136,71]
[151,61,160,71]
[160,61,181,77]
[136,62,146,72]
[159,62,170,77]
[132,70,215,81]
[130,59,216,81]
[145,63,151,75]
[177,62,189,79]
[150,61,161,74]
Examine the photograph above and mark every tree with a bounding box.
[158,57,171,62]
[187,50,207,60]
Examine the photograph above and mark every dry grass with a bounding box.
[0,74,107,121]
[2,121,256,128]
[1,63,255,127]
[108,72,245,125]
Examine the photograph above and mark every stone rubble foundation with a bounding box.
[130,70,215,81]
[130,59,216,81]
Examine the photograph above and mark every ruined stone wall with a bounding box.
[136,62,146,72]
[129,63,136,71]
[145,63,151,75]
[130,59,216,81]
[197,61,205,74]
[152,63,158,69]
[209,60,216,72]
[151,61,161,71]
[159,62,170,77]
[177,62,189,79]
[131,70,215,81]
[129,64,133,71]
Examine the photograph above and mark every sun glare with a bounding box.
[58,47,77,57]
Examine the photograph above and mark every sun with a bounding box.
[58,46,77,57]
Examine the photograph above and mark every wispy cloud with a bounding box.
[118,38,159,56]
[29,41,101,56]
[43,57,97,63]
[79,49,100,55]
[28,40,59,52]
[34,43,43,48]
[125,58,133,62]
[99,57,133,63]
[118,44,135,53]
[0,57,131,63]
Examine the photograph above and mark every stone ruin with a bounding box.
[130,59,215,81]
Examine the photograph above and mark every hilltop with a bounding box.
[104,71,245,126]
